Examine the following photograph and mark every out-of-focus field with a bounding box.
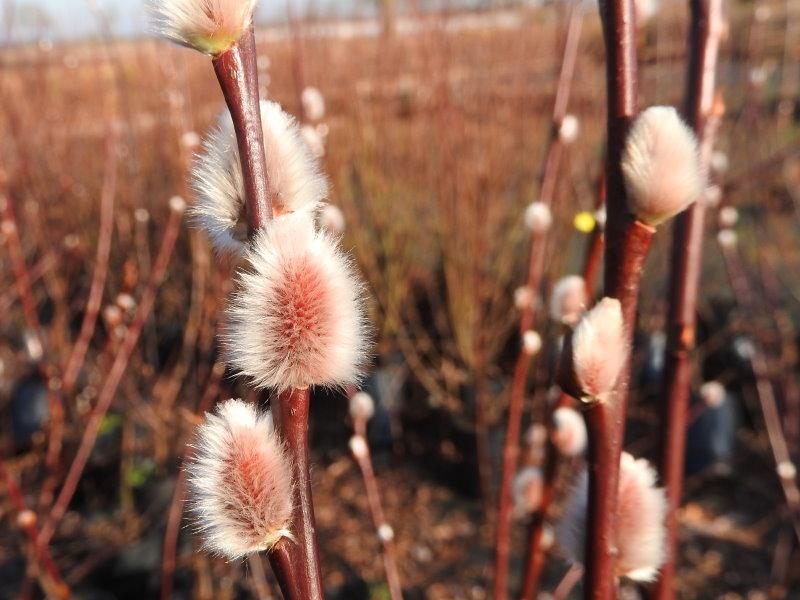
[1,1,800,598]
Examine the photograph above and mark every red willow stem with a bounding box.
[0,250,57,313]
[0,192,41,334]
[212,25,273,233]
[269,388,324,600]
[521,176,606,600]
[351,418,404,600]
[212,24,324,595]
[653,0,722,596]
[582,173,607,294]
[518,431,562,599]
[37,204,183,547]
[584,1,641,598]
[0,459,68,598]
[492,5,584,597]
[553,564,584,600]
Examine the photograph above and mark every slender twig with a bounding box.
[211,23,324,595]
[492,5,584,597]
[269,388,324,600]
[212,25,273,234]
[0,192,41,333]
[519,425,563,600]
[0,250,57,313]
[587,1,642,595]
[520,178,605,600]
[654,1,722,596]
[38,203,184,546]
[350,417,404,600]
[553,564,584,600]
[0,459,68,599]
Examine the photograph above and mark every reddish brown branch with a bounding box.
[268,388,324,600]
[0,193,41,333]
[351,419,404,600]
[0,459,68,598]
[586,217,653,600]
[212,25,273,233]
[519,432,562,599]
[584,2,641,594]
[492,5,584,597]
[653,1,722,596]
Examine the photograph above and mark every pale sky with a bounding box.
[5,0,372,41]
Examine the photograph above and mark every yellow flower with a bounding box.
[573,211,596,233]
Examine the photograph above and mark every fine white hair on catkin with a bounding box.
[551,406,587,457]
[150,0,258,55]
[349,391,375,422]
[300,86,326,122]
[572,297,627,403]
[190,100,329,255]
[187,399,293,559]
[550,275,588,325]
[512,466,543,517]
[621,106,704,226]
[556,452,667,582]
[223,212,369,392]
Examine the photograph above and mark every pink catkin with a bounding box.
[151,0,258,54]
[556,452,667,582]
[188,399,293,559]
[551,406,587,457]
[571,297,627,402]
[224,212,368,392]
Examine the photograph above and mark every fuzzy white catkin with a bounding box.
[551,407,587,457]
[557,452,667,582]
[349,435,369,460]
[710,151,729,174]
[559,115,580,144]
[513,467,543,517]
[187,399,292,559]
[524,201,552,234]
[320,204,346,234]
[549,275,587,325]
[718,206,739,228]
[635,0,660,23]
[522,330,542,356]
[717,229,737,248]
[777,460,797,481]
[699,381,726,408]
[301,87,326,122]
[514,286,536,311]
[223,212,368,392]
[704,185,723,208]
[572,298,627,403]
[621,106,704,226]
[150,0,258,55]
[525,423,548,449]
[349,391,375,422]
[190,100,328,255]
